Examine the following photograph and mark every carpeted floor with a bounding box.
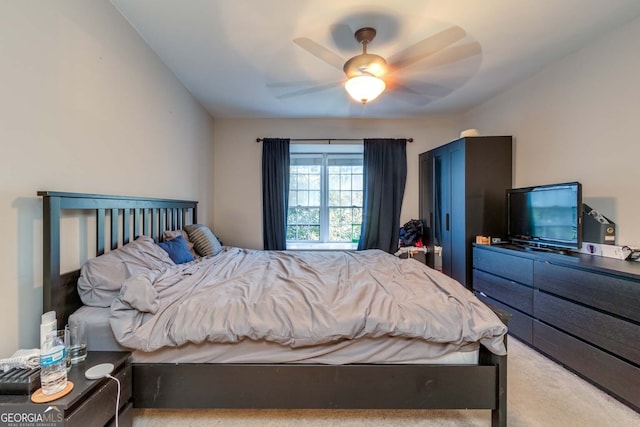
[132,338,640,426]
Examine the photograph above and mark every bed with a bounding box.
[39,191,510,427]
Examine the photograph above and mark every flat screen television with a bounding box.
[507,182,582,251]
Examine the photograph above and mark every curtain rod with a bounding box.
[256,137,413,143]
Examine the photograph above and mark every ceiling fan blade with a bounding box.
[387,83,434,106]
[391,79,453,98]
[267,80,331,89]
[387,26,467,70]
[275,82,341,100]
[293,37,345,70]
[416,41,482,69]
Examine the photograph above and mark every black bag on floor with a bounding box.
[399,219,423,247]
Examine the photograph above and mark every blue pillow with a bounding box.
[157,235,195,264]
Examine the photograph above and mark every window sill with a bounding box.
[287,242,358,251]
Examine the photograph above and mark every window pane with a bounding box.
[309,174,321,190]
[309,190,320,205]
[352,174,362,190]
[286,226,296,240]
[298,174,309,189]
[352,190,362,206]
[353,207,362,228]
[352,223,361,242]
[309,225,320,240]
[340,191,351,206]
[298,226,310,240]
[302,208,319,225]
[328,190,340,205]
[298,225,320,241]
[287,210,296,225]
[340,175,351,191]
[297,190,308,206]
[328,174,339,190]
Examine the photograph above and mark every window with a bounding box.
[287,144,363,249]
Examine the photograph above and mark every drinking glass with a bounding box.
[66,321,87,364]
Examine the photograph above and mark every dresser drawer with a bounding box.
[473,247,533,286]
[476,292,533,344]
[474,270,533,315]
[534,321,640,412]
[534,291,640,364]
[534,261,640,323]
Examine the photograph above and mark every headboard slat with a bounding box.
[159,209,165,241]
[97,209,105,255]
[111,209,118,250]
[123,208,131,244]
[134,208,141,238]
[150,209,157,241]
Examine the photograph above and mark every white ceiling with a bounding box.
[111,0,640,119]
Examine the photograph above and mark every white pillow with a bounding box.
[77,236,174,307]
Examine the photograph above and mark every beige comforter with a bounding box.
[110,248,507,355]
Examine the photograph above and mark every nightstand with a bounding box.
[0,351,132,427]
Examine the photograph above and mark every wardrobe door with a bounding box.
[432,147,452,276]
[449,142,466,284]
[419,152,435,268]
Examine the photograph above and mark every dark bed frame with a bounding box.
[39,191,509,426]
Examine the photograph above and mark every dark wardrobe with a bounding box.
[419,136,512,288]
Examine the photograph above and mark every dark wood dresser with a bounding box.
[473,243,640,412]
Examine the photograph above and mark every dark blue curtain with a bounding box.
[357,138,407,253]
[262,138,290,250]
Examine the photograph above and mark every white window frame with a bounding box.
[287,144,363,250]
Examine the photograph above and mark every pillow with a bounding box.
[77,236,175,307]
[163,229,198,258]
[184,224,223,257]
[157,235,195,264]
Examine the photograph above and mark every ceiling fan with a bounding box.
[273,25,482,105]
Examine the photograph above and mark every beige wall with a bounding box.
[459,14,640,246]
[212,118,459,249]
[0,1,215,356]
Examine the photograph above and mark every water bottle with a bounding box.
[40,331,68,395]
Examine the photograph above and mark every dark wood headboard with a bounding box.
[38,191,198,329]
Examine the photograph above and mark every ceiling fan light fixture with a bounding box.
[345,75,386,104]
